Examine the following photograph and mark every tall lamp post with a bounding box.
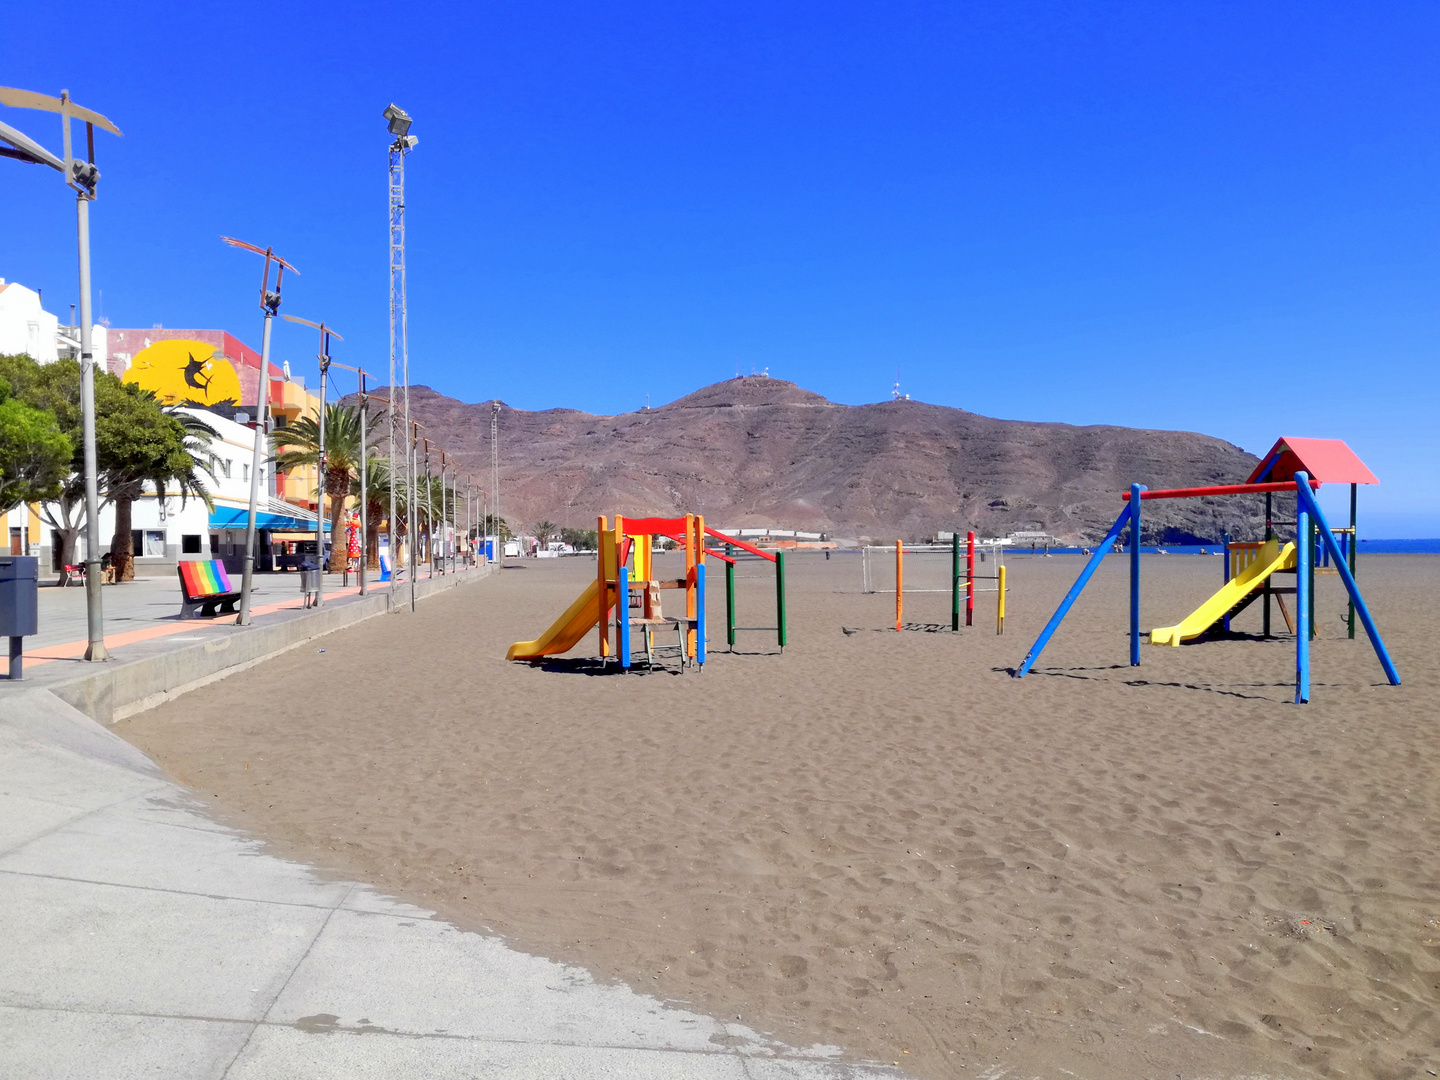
[385,104,418,611]
[221,238,297,625]
[1,87,121,661]
[282,316,342,608]
[329,361,374,595]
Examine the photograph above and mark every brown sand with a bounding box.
[120,553,1440,1078]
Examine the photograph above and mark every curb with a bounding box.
[47,566,494,725]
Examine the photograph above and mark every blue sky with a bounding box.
[3,2,1436,534]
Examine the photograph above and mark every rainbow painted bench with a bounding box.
[177,559,242,619]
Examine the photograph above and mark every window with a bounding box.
[132,530,167,557]
[219,460,232,479]
[181,534,202,554]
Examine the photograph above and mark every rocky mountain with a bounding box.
[358,376,1267,544]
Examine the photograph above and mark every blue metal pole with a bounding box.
[1295,504,1310,703]
[1015,503,1132,677]
[1130,484,1144,666]
[696,563,706,667]
[1294,475,1400,686]
[618,565,631,670]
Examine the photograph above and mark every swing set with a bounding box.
[1013,438,1400,703]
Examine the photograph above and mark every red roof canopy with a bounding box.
[1247,437,1379,486]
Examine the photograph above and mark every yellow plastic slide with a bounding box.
[506,580,602,660]
[1149,540,1296,646]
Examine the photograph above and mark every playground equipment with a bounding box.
[1013,437,1399,704]
[1149,539,1297,646]
[506,514,788,668]
[863,532,1008,633]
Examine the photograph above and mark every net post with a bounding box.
[775,550,788,650]
[951,532,960,631]
[895,539,903,632]
[966,530,975,627]
[726,558,736,650]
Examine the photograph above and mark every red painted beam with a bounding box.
[1121,479,1321,501]
[703,526,777,563]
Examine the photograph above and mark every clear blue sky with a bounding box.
[4,2,1436,534]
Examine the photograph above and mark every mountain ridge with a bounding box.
[357,376,1266,543]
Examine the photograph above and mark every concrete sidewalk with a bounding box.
[8,566,492,724]
[0,687,904,1078]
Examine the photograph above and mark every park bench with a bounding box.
[177,559,242,619]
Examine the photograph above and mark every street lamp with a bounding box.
[221,238,298,625]
[329,360,375,595]
[282,315,342,608]
[1,87,121,661]
[386,104,417,611]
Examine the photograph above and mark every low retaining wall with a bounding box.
[50,567,493,725]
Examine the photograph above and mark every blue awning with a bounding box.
[209,508,330,532]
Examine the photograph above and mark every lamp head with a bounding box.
[382,103,412,138]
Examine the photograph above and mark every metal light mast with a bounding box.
[385,104,417,610]
[1,87,121,660]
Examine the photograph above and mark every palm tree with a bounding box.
[352,454,394,570]
[270,402,376,554]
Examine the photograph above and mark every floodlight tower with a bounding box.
[0,87,121,661]
[283,315,343,608]
[385,104,418,611]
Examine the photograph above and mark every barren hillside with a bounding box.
[360,376,1266,543]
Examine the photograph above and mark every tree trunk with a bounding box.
[45,495,84,586]
[327,466,349,570]
[111,493,134,583]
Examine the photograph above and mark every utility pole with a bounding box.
[282,316,342,608]
[385,104,417,611]
[1,87,122,660]
[222,239,297,625]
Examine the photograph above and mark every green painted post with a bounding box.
[775,550,788,651]
[726,558,736,650]
[1348,482,1357,639]
[951,532,961,631]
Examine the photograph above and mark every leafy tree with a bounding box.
[0,354,214,583]
[0,378,72,515]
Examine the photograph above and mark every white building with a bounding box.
[0,278,107,368]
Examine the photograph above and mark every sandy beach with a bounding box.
[119,551,1440,1078]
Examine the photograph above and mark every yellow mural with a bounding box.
[123,339,242,407]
